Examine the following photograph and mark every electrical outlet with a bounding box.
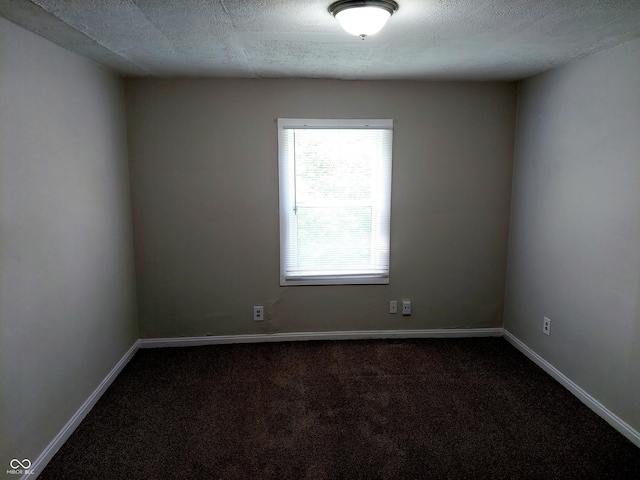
[253,306,264,321]
[543,317,551,335]
[402,300,411,316]
[390,301,398,314]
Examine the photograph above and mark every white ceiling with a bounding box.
[1,0,639,80]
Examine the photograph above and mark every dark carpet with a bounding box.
[40,338,640,479]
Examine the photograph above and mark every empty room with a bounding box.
[1,0,639,478]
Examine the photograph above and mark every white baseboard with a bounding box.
[138,328,504,348]
[28,327,638,480]
[24,328,499,478]
[503,329,640,448]
[25,340,140,480]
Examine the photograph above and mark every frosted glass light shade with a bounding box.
[335,6,391,37]
[329,1,399,39]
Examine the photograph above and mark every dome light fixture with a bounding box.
[328,0,399,40]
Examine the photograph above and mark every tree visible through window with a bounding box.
[278,118,393,286]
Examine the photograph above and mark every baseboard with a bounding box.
[24,328,639,479]
[503,329,640,448]
[24,340,141,480]
[138,328,504,348]
[23,327,500,478]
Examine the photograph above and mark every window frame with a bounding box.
[277,118,393,286]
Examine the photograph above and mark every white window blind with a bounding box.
[278,118,393,286]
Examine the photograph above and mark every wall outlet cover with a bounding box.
[402,301,411,316]
[543,317,551,335]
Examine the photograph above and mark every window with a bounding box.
[277,118,393,286]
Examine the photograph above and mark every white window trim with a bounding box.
[277,118,393,286]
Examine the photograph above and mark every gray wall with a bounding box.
[125,78,517,338]
[0,17,138,468]
[504,39,640,433]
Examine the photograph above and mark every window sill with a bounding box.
[281,274,389,286]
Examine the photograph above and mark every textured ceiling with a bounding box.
[1,0,639,80]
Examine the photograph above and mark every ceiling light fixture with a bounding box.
[328,0,399,40]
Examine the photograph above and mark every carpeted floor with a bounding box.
[40,337,640,479]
